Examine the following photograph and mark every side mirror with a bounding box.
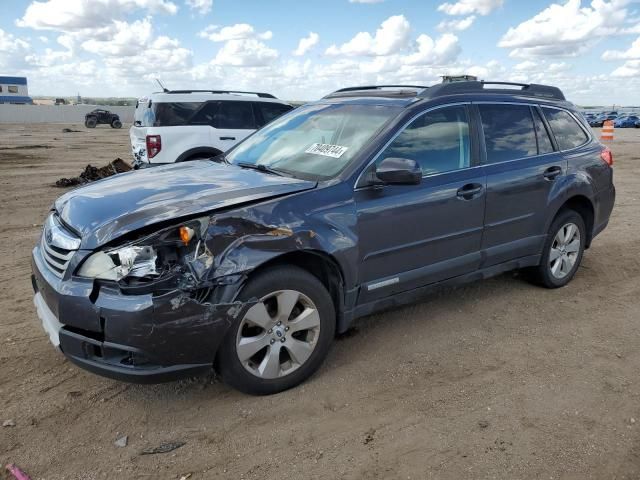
[375,157,422,185]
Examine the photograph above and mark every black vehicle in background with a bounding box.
[85,109,122,129]
[32,81,615,395]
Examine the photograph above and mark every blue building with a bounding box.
[0,76,33,104]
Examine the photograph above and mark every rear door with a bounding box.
[212,100,257,151]
[478,103,565,266]
[354,104,486,303]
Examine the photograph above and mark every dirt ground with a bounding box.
[1,122,640,480]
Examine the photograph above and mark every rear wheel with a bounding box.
[217,266,335,395]
[528,209,586,288]
[85,117,97,128]
[111,118,122,129]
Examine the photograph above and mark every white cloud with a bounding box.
[38,36,49,43]
[499,0,632,58]
[293,32,319,56]
[213,38,278,66]
[186,0,212,14]
[199,23,272,42]
[437,0,502,16]
[404,33,461,65]
[17,0,178,31]
[0,28,31,69]
[437,15,476,31]
[81,18,154,57]
[514,60,538,71]
[602,36,640,59]
[325,15,411,56]
[611,59,640,76]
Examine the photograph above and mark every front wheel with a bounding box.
[111,119,122,129]
[528,209,586,288]
[217,266,335,395]
[85,117,97,128]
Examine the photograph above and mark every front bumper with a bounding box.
[31,245,247,384]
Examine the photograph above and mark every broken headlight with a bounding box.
[77,217,212,282]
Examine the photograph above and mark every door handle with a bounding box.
[220,136,236,140]
[543,166,562,180]
[456,183,483,200]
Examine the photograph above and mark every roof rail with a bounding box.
[165,90,277,98]
[325,85,429,97]
[419,81,565,101]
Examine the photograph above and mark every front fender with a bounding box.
[202,184,359,289]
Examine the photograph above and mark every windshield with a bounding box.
[226,103,400,180]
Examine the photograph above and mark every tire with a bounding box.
[217,266,335,395]
[85,117,97,128]
[528,209,586,288]
[111,119,122,129]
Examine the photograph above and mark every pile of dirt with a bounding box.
[55,158,132,187]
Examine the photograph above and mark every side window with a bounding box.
[258,103,293,126]
[533,108,554,154]
[479,104,537,163]
[8,86,18,93]
[190,102,219,126]
[378,105,470,176]
[152,102,201,126]
[542,108,589,150]
[214,101,256,129]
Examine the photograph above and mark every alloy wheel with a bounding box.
[236,290,321,379]
[549,222,581,279]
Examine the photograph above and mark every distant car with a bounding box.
[85,109,122,129]
[589,115,617,128]
[636,119,640,128]
[130,90,293,167]
[614,115,639,128]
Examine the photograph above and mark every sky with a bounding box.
[1,0,640,105]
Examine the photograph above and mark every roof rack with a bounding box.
[325,85,429,98]
[419,81,565,101]
[164,90,277,98]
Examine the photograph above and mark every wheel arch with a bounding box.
[244,250,347,334]
[551,195,595,248]
[176,146,224,163]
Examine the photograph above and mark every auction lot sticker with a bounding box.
[305,143,348,158]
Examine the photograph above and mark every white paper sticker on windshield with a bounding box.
[305,143,348,158]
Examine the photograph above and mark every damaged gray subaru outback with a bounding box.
[32,81,615,395]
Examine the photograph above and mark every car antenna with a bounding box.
[156,78,169,93]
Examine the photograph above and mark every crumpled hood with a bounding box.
[55,160,316,249]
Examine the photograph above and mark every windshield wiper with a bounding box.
[236,162,287,177]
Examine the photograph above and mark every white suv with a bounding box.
[130,90,293,166]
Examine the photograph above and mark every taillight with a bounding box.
[146,135,161,159]
[600,147,613,166]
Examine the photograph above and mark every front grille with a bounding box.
[40,234,75,277]
[40,214,80,278]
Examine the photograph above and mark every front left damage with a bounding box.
[33,187,358,382]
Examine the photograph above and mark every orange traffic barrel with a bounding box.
[601,120,614,142]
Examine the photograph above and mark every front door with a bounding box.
[354,104,486,304]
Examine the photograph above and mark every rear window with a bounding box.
[533,108,554,154]
[479,104,537,163]
[134,101,202,127]
[542,108,589,150]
